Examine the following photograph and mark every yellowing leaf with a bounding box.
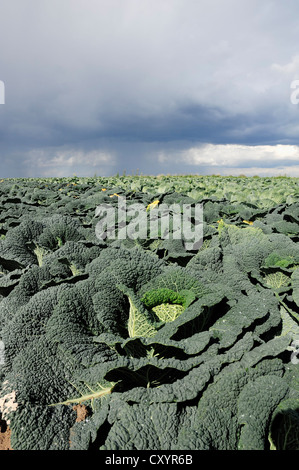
[243,220,253,225]
[146,200,160,212]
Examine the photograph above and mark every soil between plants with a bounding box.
[0,420,12,450]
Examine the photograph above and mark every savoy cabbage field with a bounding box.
[0,174,299,451]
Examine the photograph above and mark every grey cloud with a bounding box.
[1,0,299,177]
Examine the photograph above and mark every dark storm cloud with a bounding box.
[1,0,299,177]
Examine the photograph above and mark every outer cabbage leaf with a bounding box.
[100,401,194,451]
[269,364,299,450]
[237,375,289,450]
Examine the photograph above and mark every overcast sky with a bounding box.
[1,0,299,178]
